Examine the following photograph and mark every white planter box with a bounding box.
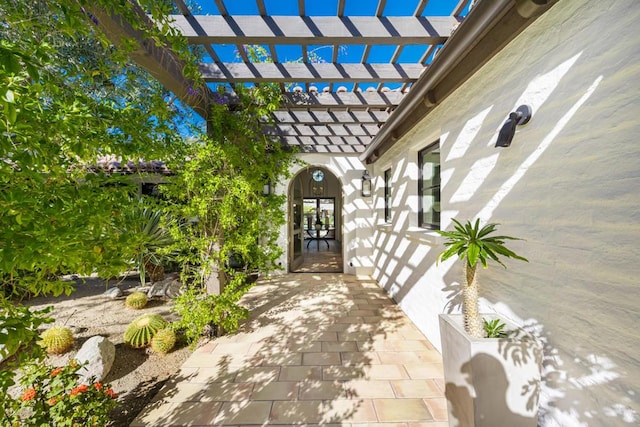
[439,314,542,427]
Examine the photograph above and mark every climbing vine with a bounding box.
[164,83,296,340]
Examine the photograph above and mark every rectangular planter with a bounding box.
[439,314,542,427]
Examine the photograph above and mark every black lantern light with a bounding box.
[361,170,372,197]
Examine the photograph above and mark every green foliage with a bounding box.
[0,301,51,362]
[2,361,117,426]
[124,314,167,349]
[483,318,508,338]
[125,291,149,310]
[160,83,296,337]
[0,301,52,406]
[437,219,528,268]
[171,280,250,348]
[0,0,200,399]
[151,328,177,354]
[121,205,178,286]
[163,84,295,281]
[39,326,75,355]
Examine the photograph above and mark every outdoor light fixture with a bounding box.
[262,181,272,195]
[361,170,372,197]
[495,105,532,148]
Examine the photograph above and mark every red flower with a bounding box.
[21,388,37,401]
[50,367,63,377]
[105,388,118,399]
[48,397,58,405]
[94,382,103,390]
[70,384,89,396]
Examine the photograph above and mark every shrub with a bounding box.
[125,291,148,309]
[123,314,166,348]
[4,361,118,426]
[40,326,74,354]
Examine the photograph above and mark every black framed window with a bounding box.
[384,169,392,223]
[418,142,441,230]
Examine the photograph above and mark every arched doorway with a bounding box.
[289,167,343,273]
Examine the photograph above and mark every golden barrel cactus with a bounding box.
[125,291,149,309]
[40,326,74,354]
[151,328,176,354]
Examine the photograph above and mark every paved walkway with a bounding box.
[132,273,447,426]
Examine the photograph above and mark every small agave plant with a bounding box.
[437,218,528,338]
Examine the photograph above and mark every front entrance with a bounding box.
[289,167,343,273]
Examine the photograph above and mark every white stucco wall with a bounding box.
[276,153,374,276]
[370,0,640,425]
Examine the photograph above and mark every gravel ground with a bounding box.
[21,274,194,426]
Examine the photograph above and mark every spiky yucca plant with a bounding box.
[125,291,148,309]
[151,328,176,354]
[123,314,166,348]
[123,206,176,286]
[437,219,528,338]
[40,326,74,354]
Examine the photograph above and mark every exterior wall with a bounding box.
[275,153,374,276]
[370,0,640,425]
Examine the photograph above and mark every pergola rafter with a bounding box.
[169,15,453,45]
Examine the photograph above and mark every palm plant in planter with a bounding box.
[437,218,527,337]
[437,219,540,427]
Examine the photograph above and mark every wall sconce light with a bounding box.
[495,105,532,148]
[361,170,372,197]
[262,181,272,195]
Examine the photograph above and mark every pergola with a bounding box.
[169,0,469,154]
[91,0,555,162]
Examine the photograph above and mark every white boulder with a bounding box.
[74,336,116,384]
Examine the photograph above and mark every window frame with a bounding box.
[418,141,441,230]
[384,168,392,223]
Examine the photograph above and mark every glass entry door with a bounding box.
[290,176,304,270]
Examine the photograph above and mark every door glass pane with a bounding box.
[318,198,334,228]
[303,198,335,229]
[293,233,302,258]
[293,201,301,230]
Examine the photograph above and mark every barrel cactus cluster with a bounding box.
[123,314,167,349]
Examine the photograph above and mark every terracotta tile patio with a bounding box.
[131,273,447,426]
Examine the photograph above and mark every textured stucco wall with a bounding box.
[370,0,640,425]
[276,153,374,276]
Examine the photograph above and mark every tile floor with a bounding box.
[131,273,447,426]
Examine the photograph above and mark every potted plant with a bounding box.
[436,219,541,427]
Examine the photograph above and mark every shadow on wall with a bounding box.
[446,353,537,427]
[371,28,639,425]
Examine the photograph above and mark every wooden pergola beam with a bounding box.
[281,91,404,109]
[170,15,454,45]
[273,124,380,137]
[87,2,212,120]
[272,110,390,125]
[199,62,424,83]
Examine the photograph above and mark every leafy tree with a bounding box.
[0,0,202,405]
[163,83,296,340]
[437,219,528,338]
